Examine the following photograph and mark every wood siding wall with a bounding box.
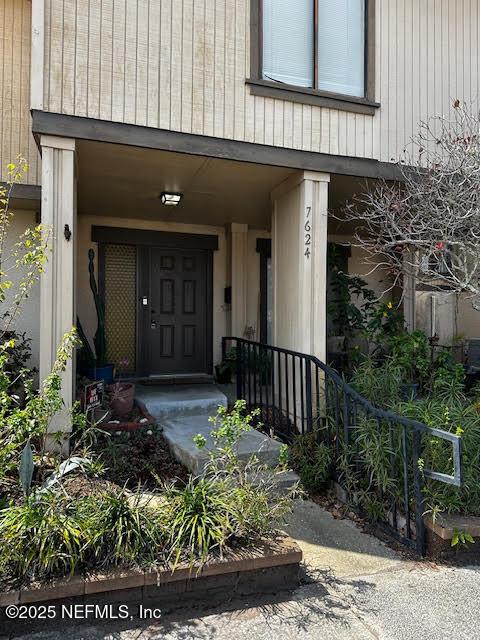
[38,0,480,165]
[0,0,40,185]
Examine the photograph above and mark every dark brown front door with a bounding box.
[143,247,211,376]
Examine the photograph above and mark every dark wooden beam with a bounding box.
[32,110,403,181]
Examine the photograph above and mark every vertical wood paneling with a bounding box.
[292,104,303,151]
[0,0,39,185]
[87,0,102,119]
[191,0,205,135]
[75,0,89,117]
[181,0,193,132]
[40,0,480,168]
[111,0,126,122]
[234,0,246,141]
[124,0,137,123]
[146,0,160,128]
[224,0,236,139]
[136,0,149,127]
[158,0,171,130]
[213,0,225,138]
[263,97,274,146]
[274,100,284,148]
[203,0,215,137]
[99,0,113,121]
[47,0,63,114]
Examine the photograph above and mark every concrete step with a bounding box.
[251,469,302,495]
[135,384,227,421]
[161,413,286,476]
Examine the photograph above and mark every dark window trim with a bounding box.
[246,79,379,115]
[256,238,271,344]
[250,0,378,115]
[91,226,219,251]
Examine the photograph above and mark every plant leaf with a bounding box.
[19,440,34,496]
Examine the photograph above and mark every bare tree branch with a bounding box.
[336,102,480,309]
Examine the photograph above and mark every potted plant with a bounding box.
[86,249,114,384]
[107,381,136,419]
[215,347,237,384]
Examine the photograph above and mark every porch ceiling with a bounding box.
[76,140,295,229]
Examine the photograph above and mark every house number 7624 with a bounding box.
[304,206,312,259]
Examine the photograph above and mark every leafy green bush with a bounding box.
[389,330,431,386]
[0,401,297,586]
[162,476,234,565]
[350,358,403,404]
[288,431,331,492]
[0,490,85,579]
[348,345,480,520]
[0,485,167,583]
[80,488,167,568]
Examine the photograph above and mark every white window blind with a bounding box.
[317,0,365,97]
[262,0,314,88]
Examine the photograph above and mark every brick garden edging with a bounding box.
[424,514,480,561]
[0,534,302,608]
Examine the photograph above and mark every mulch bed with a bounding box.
[93,428,189,490]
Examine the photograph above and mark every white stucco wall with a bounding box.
[328,237,391,304]
[416,292,480,344]
[457,295,480,340]
[77,215,229,369]
[0,210,40,372]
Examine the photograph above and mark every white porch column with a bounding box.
[230,223,248,337]
[40,136,76,449]
[272,171,330,361]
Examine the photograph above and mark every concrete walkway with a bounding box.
[7,499,480,640]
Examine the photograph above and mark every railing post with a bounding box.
[305,360,313,433]
[236,341,243,400]
[221,337,227,362]
[413,429,426,556]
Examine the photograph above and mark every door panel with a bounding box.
[147,248,209,375]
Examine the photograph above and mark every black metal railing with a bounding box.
[222,337,462,556]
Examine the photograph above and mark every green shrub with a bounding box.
[0,491,85,580]
[289,431,331,492]
[162,477,234,566]
[80,488,167,568]
[0,400,297,585]
[350,358,403,405]
[389,330,431,386]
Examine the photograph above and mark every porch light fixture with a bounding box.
[160,192,183,206]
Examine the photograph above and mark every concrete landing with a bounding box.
[135,384,228,421]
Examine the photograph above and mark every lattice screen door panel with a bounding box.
[104,244,137,375]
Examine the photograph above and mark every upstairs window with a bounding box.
[262,0,366,98]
